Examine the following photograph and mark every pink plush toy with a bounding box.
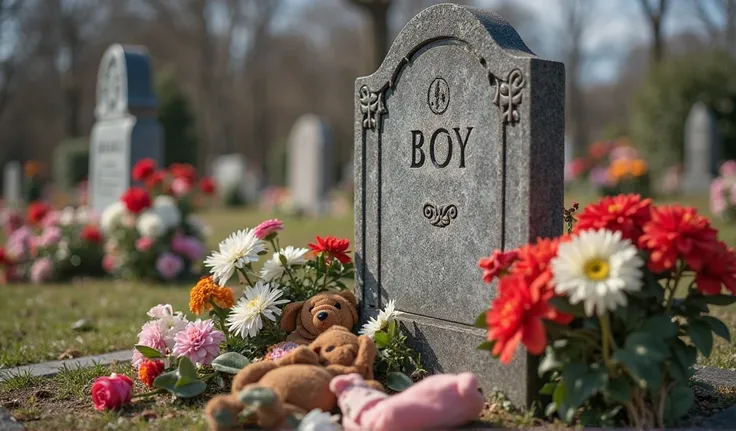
[329,372,484,430]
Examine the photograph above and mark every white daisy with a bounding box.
[297,409,341,431]
[551,229,644,317]
[204,229,266,286]
[259,246,310,282]
[136,211,166,238]
[359,299,403,339]
[227,282,289,338]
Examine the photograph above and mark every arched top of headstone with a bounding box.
[360,4,535,92]
[686,101,716,132]
[288,114,329,142]
[94,44,158,120]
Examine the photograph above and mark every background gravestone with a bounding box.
[682,102,721,194]
[287,114,333,215]
[88,44,163,213]
[2,161,21,206]
[354,4,564,407]
[211,154,260,206]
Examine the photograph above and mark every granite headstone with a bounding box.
[88,44,163,213]
[287,114,333,215]
[2,161,21,206]
[682,102,721,193]
[354,4,565,407]
[211,154,260,204]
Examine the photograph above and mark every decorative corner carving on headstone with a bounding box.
[422,203,458,228]
[359,85,386,130]
[491,68,525,124]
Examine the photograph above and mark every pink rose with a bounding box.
[136,237,154,252]
[720,160,736,177]
[91,373,133,411]
[102,254,117,273]
[171,177,191,198]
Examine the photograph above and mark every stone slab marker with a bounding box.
[2,161,21,206]
[354,4,564,407]
[288,114,333,215]
[88,44,163,213]
[682,102,720,193]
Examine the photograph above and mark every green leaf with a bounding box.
[374,331,390,348]
[176,357,200,387]
[663,384,694,422]
[473,312,488,329]
[477,340,494,351]
[538,346,562,376]
[548,296,586,318]
[624,332,668,362]
[172,381,207,399]
[385,372,413,392]
[153,371,178,391]
[552,380,566,408]
[238,387,277,405]
[700,316,731,342]
[641,315,677,339]
[613,349,662,390]
[215,375,226,389]
[607,377,632,404]
[387,319,398,338]
[212,352,251,374]
[134,345,163,359]
[562,363,608,409]
[544,402,557,417]
[688,320,714,356]
[539,382,557,396]
[701,294,736,306]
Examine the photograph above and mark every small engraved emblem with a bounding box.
[423,203,457,228]
[427,78,449,115]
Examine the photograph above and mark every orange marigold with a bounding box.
[138,360,165,387]
[190,276,235,314]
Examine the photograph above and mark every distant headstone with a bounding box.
[354,4,564,407]
[211,154,260,205]
[682,102,720,193]
[88,44,163,213]
[2,161,21,206]
[287,114,332,215]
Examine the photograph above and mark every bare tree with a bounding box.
[0,0,24,124]
[636,0,670,64]
[346,0,391,69]
[690,0,736,55]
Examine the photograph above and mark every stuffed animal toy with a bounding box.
[205,326,380,430]
[329,372,484,431]
[280,290,358,345]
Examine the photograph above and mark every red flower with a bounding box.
[639,205,719,273]
[121,187,152,214]
[146,170,167,190]
[81,225,104,244]
[91,373,133,411]
[574,194,652,243]
[308,235,351,264]
[169,163,197,185]
[132,158,156,182]
[27,202,50,224]
[588,141,611,160]
[695,242,736,295]
[486,274,560,364]
[199,177,216,195]
[479,250,518,283]
[0,247,7,266]
[138,360,165,387]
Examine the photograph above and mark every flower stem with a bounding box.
[600,312,613,369]
[131,388,167,400]
[665,262,686,312]
[239,267,254,287]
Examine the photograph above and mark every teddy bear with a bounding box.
[280,290,358,345]
[329,372,484,431]
[205,326,380,430]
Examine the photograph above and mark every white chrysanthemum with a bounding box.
[227,282,289,338]
[297,409,341,431]
[100,202,127,234]
[153,195,182,229]
[552,229,644,317]
[59,207,75,226]
[204,229,265,286]
[260,246,310,282]
[359,299,403,339]
[136,211,166,238]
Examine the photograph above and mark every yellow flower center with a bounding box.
[608,204,621,213]
[584,258,610,281]
[248,299,262,310]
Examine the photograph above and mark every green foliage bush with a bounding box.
[630,50,736,175]
[157,71,198,167]
[53,138,89,191]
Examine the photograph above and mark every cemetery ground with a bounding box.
[2,194,736,429]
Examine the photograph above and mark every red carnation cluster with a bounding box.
[81,225,104,244]
[132,158,156,182]
[574,194,651,243]
[27,202,50,224]
[308,235,351,264]
[169,163,197,185]
[199,177,216,195]
[121,187,152,214]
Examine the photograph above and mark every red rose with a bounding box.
[138,360,165,387]
[308,235,351,264]
[27,202,50,224]
[81,225,104,244]
[199,177,216,195]
[132,158,156,182]
[169,163,197,185]
[146,171,167,191]
[121,187,152,214]
[91,373,133,411]
[0,247,7,265]
[479,250,518,283]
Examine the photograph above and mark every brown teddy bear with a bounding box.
[280,290,358,345]
[205,326,381,430]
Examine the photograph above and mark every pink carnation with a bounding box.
[147,304,174,319]
[133,320,168,368]
[30,257,53,283]
[156,252,184,281]
[254,219,283,240]
[42,210,62,228]
[171,177,191,198]
[38,226,62,248]
[711,178,727,215]
[102,254,118,273]
[720,160,736,177]
[136,236,154,252]
[172,319,224,366]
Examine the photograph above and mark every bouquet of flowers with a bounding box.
[0,203,104,284]
[475,194,736,428]
[710,160,736,222]
[566,137,650,196]
[99,159,213,282]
